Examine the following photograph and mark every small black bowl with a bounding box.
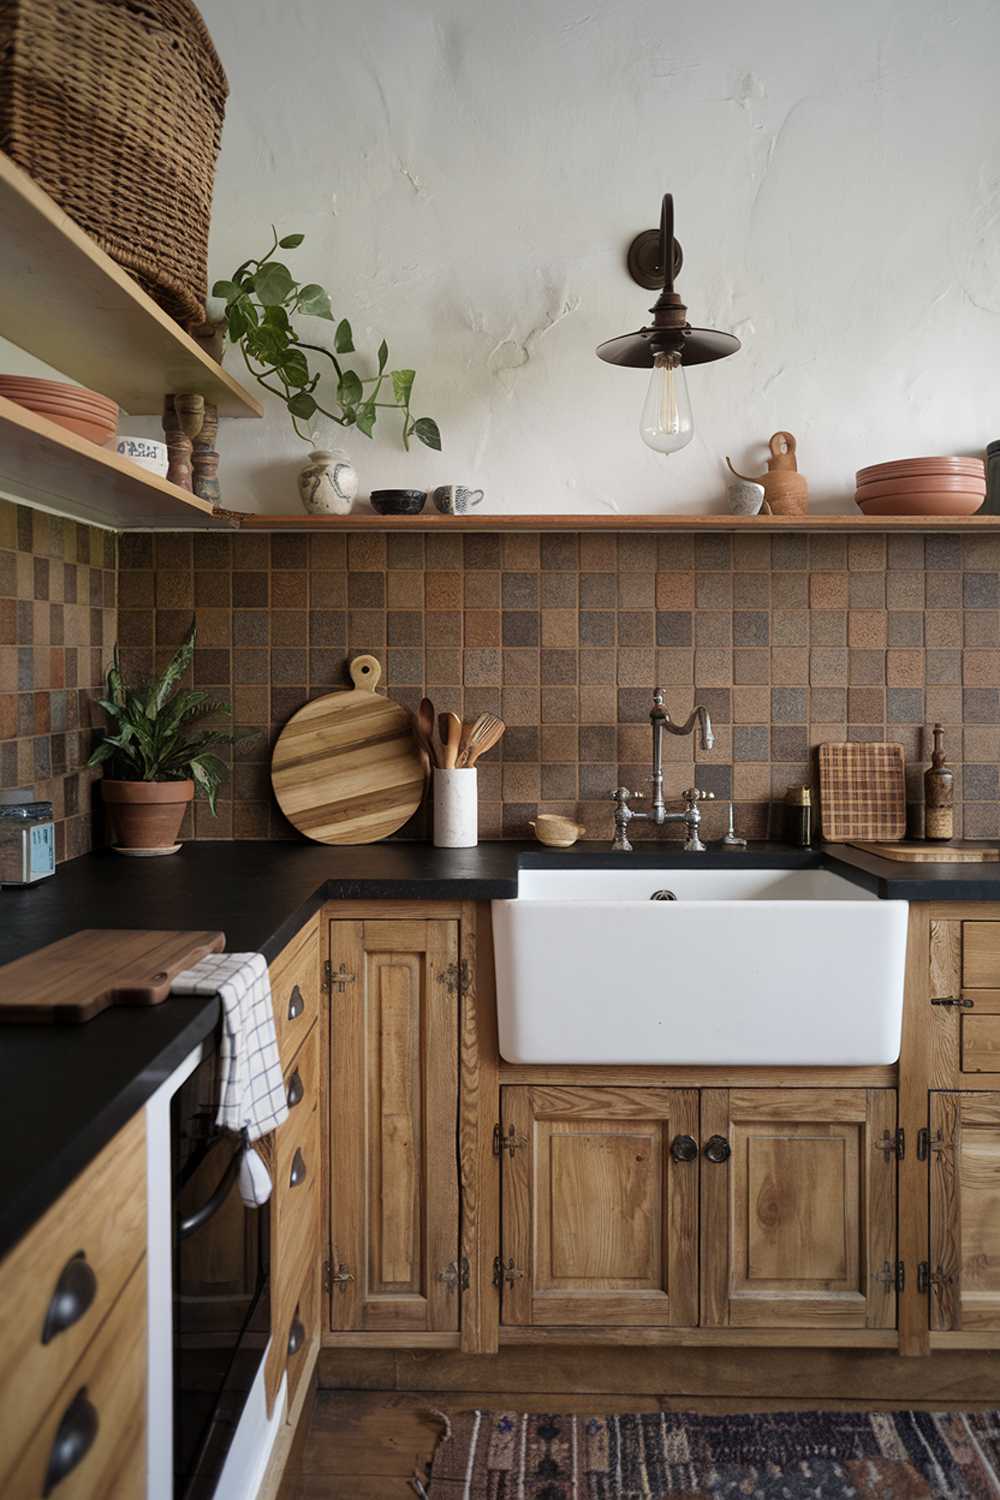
[370,489,427,515]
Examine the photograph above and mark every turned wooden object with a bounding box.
[163,393,206,492]
[192,401,220,502]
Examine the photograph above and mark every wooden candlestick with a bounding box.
[192,401,220,502]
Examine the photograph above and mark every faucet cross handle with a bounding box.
[679,786,714,853]
[610,786,644,853]
[680,787,715,806]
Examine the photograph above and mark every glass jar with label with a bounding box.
[0,789,56,886]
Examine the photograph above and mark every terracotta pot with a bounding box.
[101,779,194,851]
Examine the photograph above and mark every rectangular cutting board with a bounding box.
[849,841,1000,863]
[0,928,226,1023]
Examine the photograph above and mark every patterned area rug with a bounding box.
[422,1409,1000,1497]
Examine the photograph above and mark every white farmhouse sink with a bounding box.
[492,867,908,1066]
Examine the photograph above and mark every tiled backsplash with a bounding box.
[0,500,117,862]
[114,527,1000,845]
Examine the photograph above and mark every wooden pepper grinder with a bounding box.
[726,431,809,515]
[924,722,954,842]
[192,401,220,503]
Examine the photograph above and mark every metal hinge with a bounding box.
[877,1128,906,1162]
[918,1262,957,1296]
[436,1256,470,1292]
[325,960,356,994]
[437,959,470,998]
[873,1259,905,1293]
[492,1256,524,1288]
[930,995,974,1008]
[493,1123,527,1158]
[324,1257,354,1293]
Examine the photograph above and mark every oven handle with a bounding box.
[176,1141,244,1241]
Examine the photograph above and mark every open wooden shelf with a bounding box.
[0,151,262,418]
[0,395,237,530]
[234,510,1000,533]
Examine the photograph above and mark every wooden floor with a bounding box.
[283,1388,1000,1498]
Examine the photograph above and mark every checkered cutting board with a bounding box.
[818,741,907,843]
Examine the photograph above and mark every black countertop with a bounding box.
[3,836,999,1260]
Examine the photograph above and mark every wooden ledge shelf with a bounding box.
[234,511,1000,533]
[0,151,262,418]
[0,395,237,530]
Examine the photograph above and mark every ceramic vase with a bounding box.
[433,768,478,848]
[297,449,358,516]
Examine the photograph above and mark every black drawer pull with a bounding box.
[286,1069,304,1109]
[287,1307,305,1357]
[287,985,305,1021]
[704,1134,732,1164]
[43,1387,98,1496]
[42,1253,97,1346]
[289,1147,307,1188]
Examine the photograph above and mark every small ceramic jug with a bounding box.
[432,485,485,515]
[298,449,358,516]
[726,432,808,516]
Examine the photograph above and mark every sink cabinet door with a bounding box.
[329,918,460,1333]
[499,1086,699,1327]
[929,1092,1000,1332]
[701,1088,897,1330]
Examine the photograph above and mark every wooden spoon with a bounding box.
[464,716,505,767]
[416,697,437,768]
[438,711,463,770]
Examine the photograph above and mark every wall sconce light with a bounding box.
[597,192,740,454]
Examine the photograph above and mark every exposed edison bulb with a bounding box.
[639,351,693,454]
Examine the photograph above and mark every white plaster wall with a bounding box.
[12,0,1000,515]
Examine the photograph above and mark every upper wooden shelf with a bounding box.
[0,151,262,418]
[235,511,1000,533]
[0,394,236,530]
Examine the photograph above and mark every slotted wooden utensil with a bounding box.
[271,655,426,844]
[463,714,505,767]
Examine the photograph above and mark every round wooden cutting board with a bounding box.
[271,656,426,844]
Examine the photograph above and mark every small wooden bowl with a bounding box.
[529,814,585,848]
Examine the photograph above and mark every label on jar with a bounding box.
[29,822,55,879]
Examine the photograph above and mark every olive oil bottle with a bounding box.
[924,722,954,842]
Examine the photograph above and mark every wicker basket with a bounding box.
[0,0,228,327]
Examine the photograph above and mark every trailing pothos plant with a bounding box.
[87,622,242,814]
[213,229,441,452]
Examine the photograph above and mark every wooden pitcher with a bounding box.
[727,431,809,515]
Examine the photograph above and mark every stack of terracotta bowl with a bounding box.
[0,376,118,447]
[855,456,986,517]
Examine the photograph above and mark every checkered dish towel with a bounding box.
[172,952,289,1206]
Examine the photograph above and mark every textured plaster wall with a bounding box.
[194,0,1000,515]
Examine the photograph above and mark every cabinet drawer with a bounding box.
[0,1111,145,1456]
[270,923,320,1070]
[276,1025,320,1203]
[963,1014,1000,1073]
[284,1259,319,1416]
[963,922,1000,988]
[281,1018,321,1130]
[2,1257,146,1499]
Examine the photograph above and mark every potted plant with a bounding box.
[88,622,240,853]
[213,229,441,452]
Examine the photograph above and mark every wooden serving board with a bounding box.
[271,655,426,845]
[0,928,226,1023]
[849,841,1000,863]
[818,741,906,842]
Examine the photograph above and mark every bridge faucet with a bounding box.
[610,690,715,853]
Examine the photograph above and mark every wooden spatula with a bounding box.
[438,711,463,769]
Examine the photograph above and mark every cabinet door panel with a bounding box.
[501,1086,699,1328]
[702,1088,897,1329]
[329,918,459,1334]
[930,1091,1000,1331]
[963,923,1000,989]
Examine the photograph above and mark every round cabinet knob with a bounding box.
[703,1134,732,1164]
[670,1134,698,1163]
[42,1253,98,1346]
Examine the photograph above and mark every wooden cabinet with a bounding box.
[929,1091,1000,1332]
[701,1089,898,1330]
[329,917,460,1334]
[499,1086,698,1327]
[497,1086,899,1334]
